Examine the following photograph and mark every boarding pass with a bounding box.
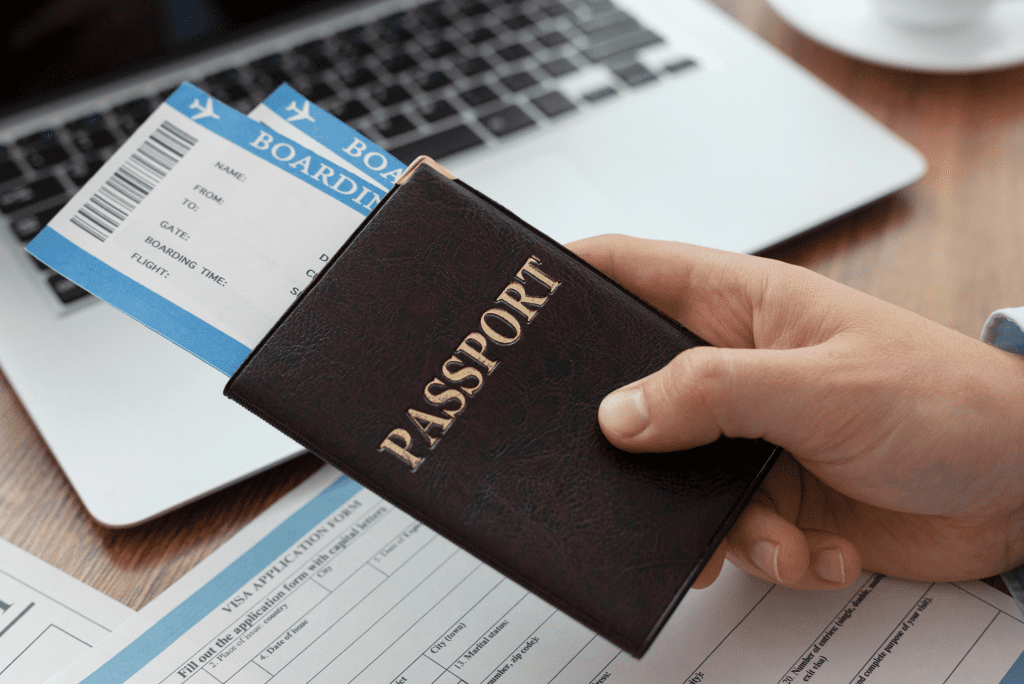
[27,82,404,375]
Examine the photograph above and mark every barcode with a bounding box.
[70,120,197,241]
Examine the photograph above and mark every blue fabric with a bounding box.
[1002,650,1024,683]
[982,307,1024,355]
[986,307,1024,679]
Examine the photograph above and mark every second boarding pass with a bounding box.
[27,82,405,375]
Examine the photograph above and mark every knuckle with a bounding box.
[676,347,731,397]
[652,347,732,422]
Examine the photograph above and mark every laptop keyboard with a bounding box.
[1,0,697,308]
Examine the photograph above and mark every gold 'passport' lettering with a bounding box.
[378,255,561,470]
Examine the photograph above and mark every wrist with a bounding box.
[963,341,1024,536]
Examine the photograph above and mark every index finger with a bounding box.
[566,234,771,348]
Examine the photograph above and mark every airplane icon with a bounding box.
[189,97,220,121]
[285,100,315,123]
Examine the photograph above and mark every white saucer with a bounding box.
[767,0,1024,73]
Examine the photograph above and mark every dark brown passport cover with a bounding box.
[224,160,781,657]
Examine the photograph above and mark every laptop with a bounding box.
[0,0,924,527]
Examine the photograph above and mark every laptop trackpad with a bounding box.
[455,154,637,246]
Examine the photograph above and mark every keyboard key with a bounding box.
[458,57,491,76]
[583,29,662,62]
[497,44,530,62]
[342,67,377,88]
[424,40,457,58]
[213,83,249,104]
[374,84,412,106]
[113,98,152,121]
[583,86,617,102]
[304,54,335,72]
[460,85,498,107]
[542,58,578,77]
[539,1,572,17]
[337,28,374,57]
[577,10,634,34]
[254,73,288,91]
[501,72,538,92]
[467,27,496,44]
[390,125,484,163]
[26,144,70,170]
[421,18,453,32]
[421,99,458,122]
[119,120,140,136]
[615,63,657,86]
[378,114,417,138]
[586,17,641,43]
[253,68,289,89]
[295,39,325,57]
[383,53,417,73]
[532,91,575,117]
[66,113,105,131]
[10,205,60,242]
[118,108,152,135]
[336,25,364,40]
[416,70,452,91]
[504,15,534,30]
[303,81,336,102]
[67,159,105,187]
[332,100,370,121]
[0,160,23,185]
[72,128,116,154]
[353,39,377,58]
[376,12,414,43]
[195,76,222,94]
[537,31,569,48]
[48,274,91,305]
[251,53,285,73]
[206,68,240,84]
[17,129,56,149]
[417,3,452,29]
[383,27,415,44]
[480,106,535,137]
[0,177,65,214]
[665,57,698,73]
[10,215,43,242]
[458,1,489,18]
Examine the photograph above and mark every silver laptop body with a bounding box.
[0,0,924,526]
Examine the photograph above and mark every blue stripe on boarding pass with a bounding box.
[165,82,382,215]
[27,227,251,375]
[263,83,405,190]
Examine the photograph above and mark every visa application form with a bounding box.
[46,466,1024,684]
[0,538,134,684]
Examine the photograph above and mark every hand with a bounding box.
[569,234,1024,591]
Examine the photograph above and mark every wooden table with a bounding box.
[2,0,1022,611]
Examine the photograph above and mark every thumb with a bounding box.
[598,345,814,452]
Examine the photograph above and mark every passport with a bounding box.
[224,157,782,657]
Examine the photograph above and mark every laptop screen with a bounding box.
[0,0,352,118]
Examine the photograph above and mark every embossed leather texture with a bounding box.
[225,163,781,657]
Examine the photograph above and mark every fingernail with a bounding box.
[814,548,846,584]
[599,387,649,438]
[750,540,781,583]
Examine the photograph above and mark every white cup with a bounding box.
[872,0,998,28]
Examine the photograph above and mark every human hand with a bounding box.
[568,234,1024,591]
